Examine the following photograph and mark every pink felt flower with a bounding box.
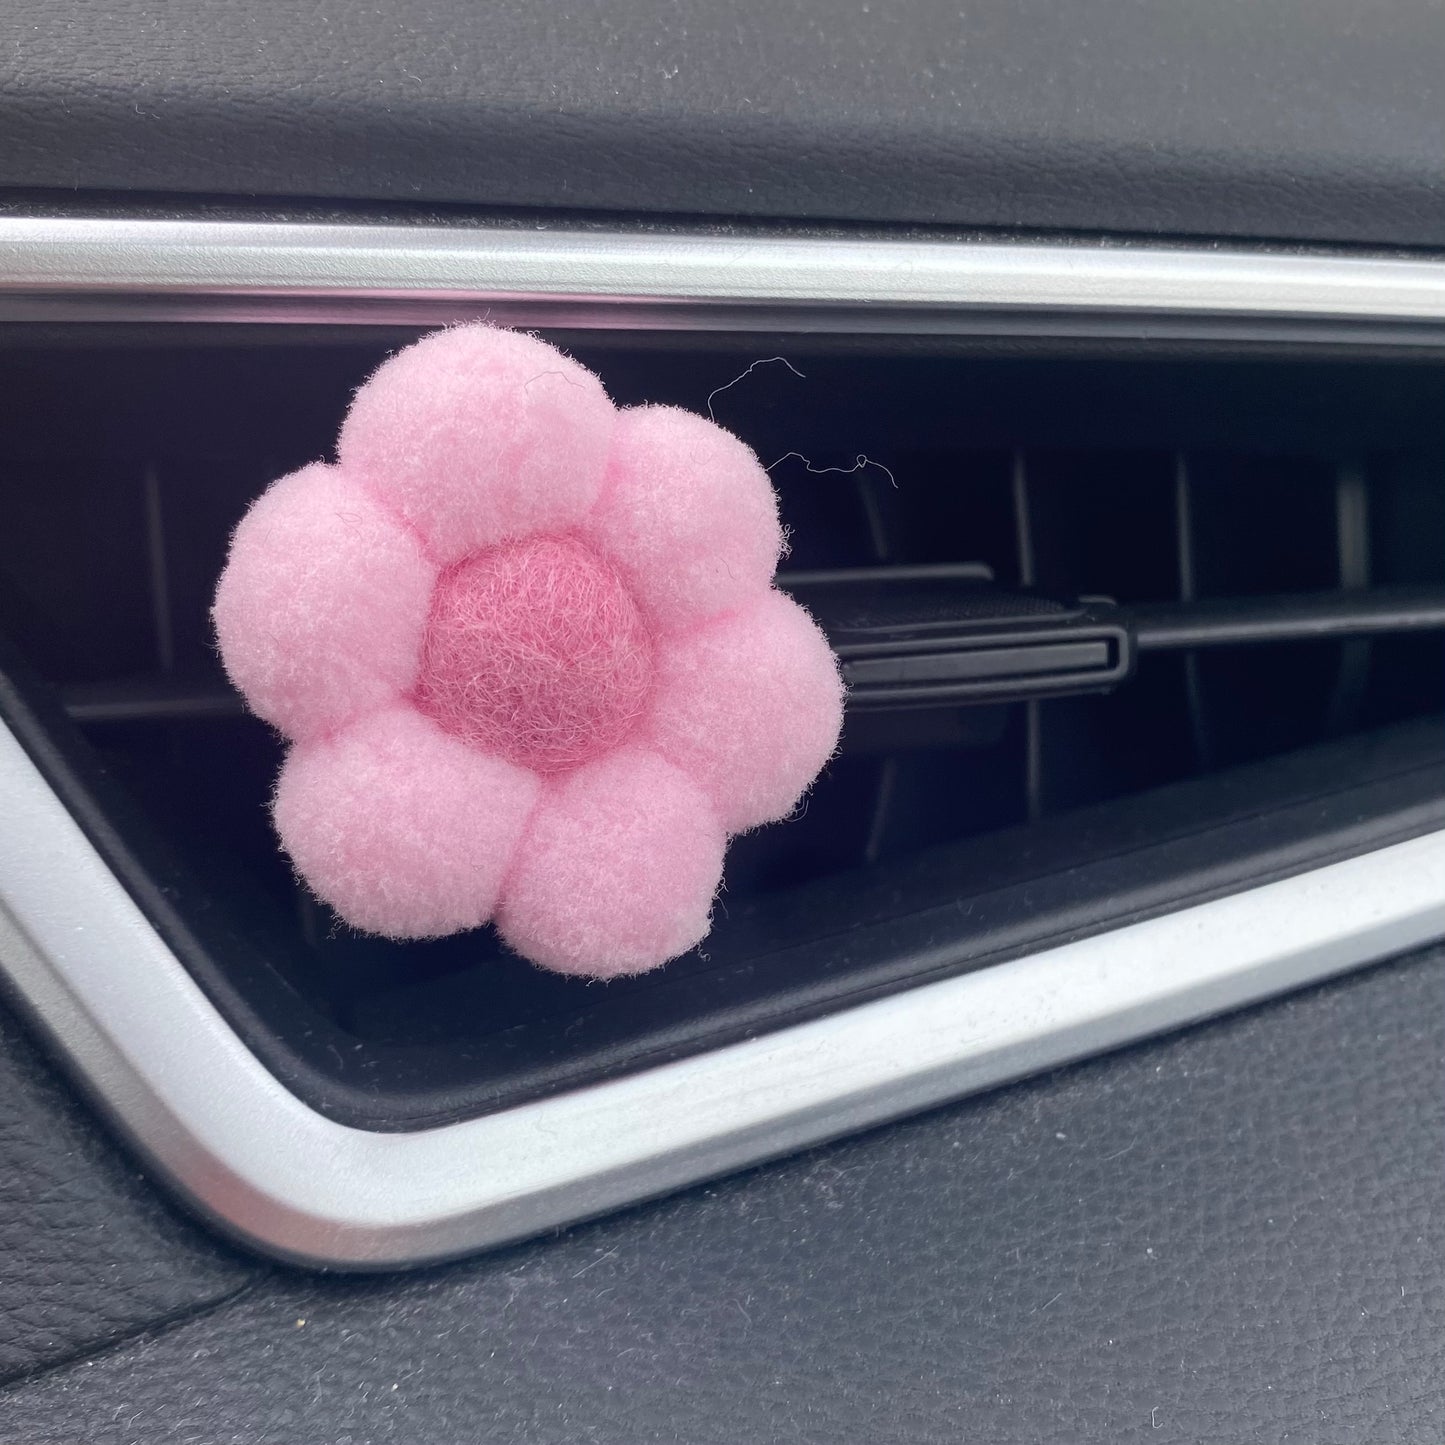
[213,326,843,978]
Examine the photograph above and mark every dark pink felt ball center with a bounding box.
[414,534,655,773]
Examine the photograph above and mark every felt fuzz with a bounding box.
[416,535,654,773]
[213,324,844,977]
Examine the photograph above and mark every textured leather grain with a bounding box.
[6,0,1445,246]
[4,944,1444,1443]
[0,1000,255,1387]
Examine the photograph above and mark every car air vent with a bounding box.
[1,334,1443,1134]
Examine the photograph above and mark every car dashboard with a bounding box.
[1,4,1445,1441]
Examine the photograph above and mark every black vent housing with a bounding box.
[1,334,1443,1129]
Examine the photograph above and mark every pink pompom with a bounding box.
[585,405,785,633]
[646,590,844,833]
[497,749,726,978]
[212,463,434,740]
[339,326,616,564]
[274,706,540,940]
[213,324,844,976]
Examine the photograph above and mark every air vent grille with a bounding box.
[1,336,1442,1129]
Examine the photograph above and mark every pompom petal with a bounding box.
[338,326,616,564]
[585,405,784,633]
[213,462,434,741]
[274,705,541,940]
[646,589,844,833]
[496,747,725,978]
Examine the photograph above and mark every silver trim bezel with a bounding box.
[6,215,1445,339]
[1,215,1443,1268]
[4,722,1444,1268]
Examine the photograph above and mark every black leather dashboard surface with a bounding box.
[3,944,1444,1443]
[0,1001,254,1390]
[6,0,1445,248]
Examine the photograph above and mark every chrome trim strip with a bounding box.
[5,216,1445,336]
[2,718,1442,1269]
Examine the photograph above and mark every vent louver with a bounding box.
[1,336,1442,1130]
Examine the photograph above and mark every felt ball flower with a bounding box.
[213,325,843,978]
